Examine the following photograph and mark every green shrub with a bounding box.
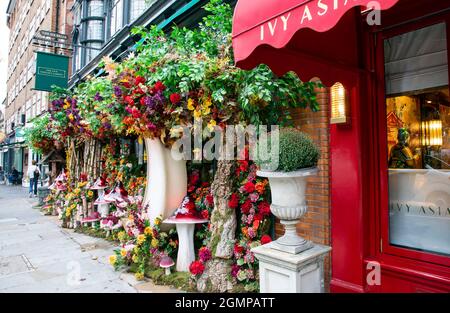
[256,128,319,172]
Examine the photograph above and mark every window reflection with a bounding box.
[385,23,450,256]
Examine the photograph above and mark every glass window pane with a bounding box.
[86,42,102,63]
[86,20,103,40]
[385,23,450,256]
[88,0,104,17]
[110,0,124,37]
[129,0,154,22]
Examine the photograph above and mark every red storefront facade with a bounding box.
[232,0,450,292]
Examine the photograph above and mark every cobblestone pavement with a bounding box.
[0,184,179,293]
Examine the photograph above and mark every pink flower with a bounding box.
[247,227,256,239]
[249,192,259,203]
[231,264,240,278]
[199,247,212,263]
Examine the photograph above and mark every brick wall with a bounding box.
[274,80,331,289]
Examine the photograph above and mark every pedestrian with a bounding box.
[27,160,40,197]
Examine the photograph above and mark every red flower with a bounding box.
[131,108,141,119]
[189,171,200,186]
[201,210,209,220]
[124,95,134,106]
[241,199,252,214]
[243,181,255,193]
[189,260,205,276]
[239,161,249,173]
[253,213,263,222]
[257,201,271,216]
[234,244,244,255]
[205,194,214,207]
[184,200,196,213]
[153,81,166,92]
[261,235,272,245]
[135,76,146,85]
[169,93,181,104]
[228,193,239,209]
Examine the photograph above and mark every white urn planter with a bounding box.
[257,167,317,254]
[143,138,187,228]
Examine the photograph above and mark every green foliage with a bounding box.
[23,113,59,154]
[256,128,320,172]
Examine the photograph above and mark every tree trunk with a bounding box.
[197,159,236,292]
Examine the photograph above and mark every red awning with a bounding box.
[232,0,400,85]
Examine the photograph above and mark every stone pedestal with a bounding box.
[163,217,208,272]
[252,243,331,293]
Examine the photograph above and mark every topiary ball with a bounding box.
[256,128,320,172]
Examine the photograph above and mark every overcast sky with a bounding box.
[0,0,9,111]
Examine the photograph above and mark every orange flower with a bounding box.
[241,227,248,238]
[253,220,260,230]
[255,181,266,194]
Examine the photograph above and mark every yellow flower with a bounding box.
[63,100,71,109]
[68,114,74,121]
[132,255,138,263]
[117,231,126,242]
[151,238,159,248]
[144,227,152,236]
[193,109,201,119]
[74,188,81,195]
[137,234,146,245]
[109,255,117,265]
[202,106,211,116]
[154,218,161,226]
[187,98,195,111]
[203,97,212,108]
[134,272,144,281]
[120,249,127,257]
[133,246,139,254]
[207,119,217,131]
[78,181,87,188]
[87,190,94,198]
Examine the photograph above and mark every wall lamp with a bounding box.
[330,82,349,124]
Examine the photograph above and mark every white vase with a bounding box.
[143,138,187,228]
[257,167,318,254]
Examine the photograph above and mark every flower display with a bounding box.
[32,0,322,292]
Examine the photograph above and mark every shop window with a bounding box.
[385,22,450,256]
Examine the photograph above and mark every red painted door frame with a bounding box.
[331,1,450,293]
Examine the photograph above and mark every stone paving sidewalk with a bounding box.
[0,184,180,293]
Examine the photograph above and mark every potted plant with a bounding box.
[256,128,320,254]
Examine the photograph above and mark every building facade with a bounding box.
[4,0,73,182]
[232,0,450,292]
[68,0,223,86]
